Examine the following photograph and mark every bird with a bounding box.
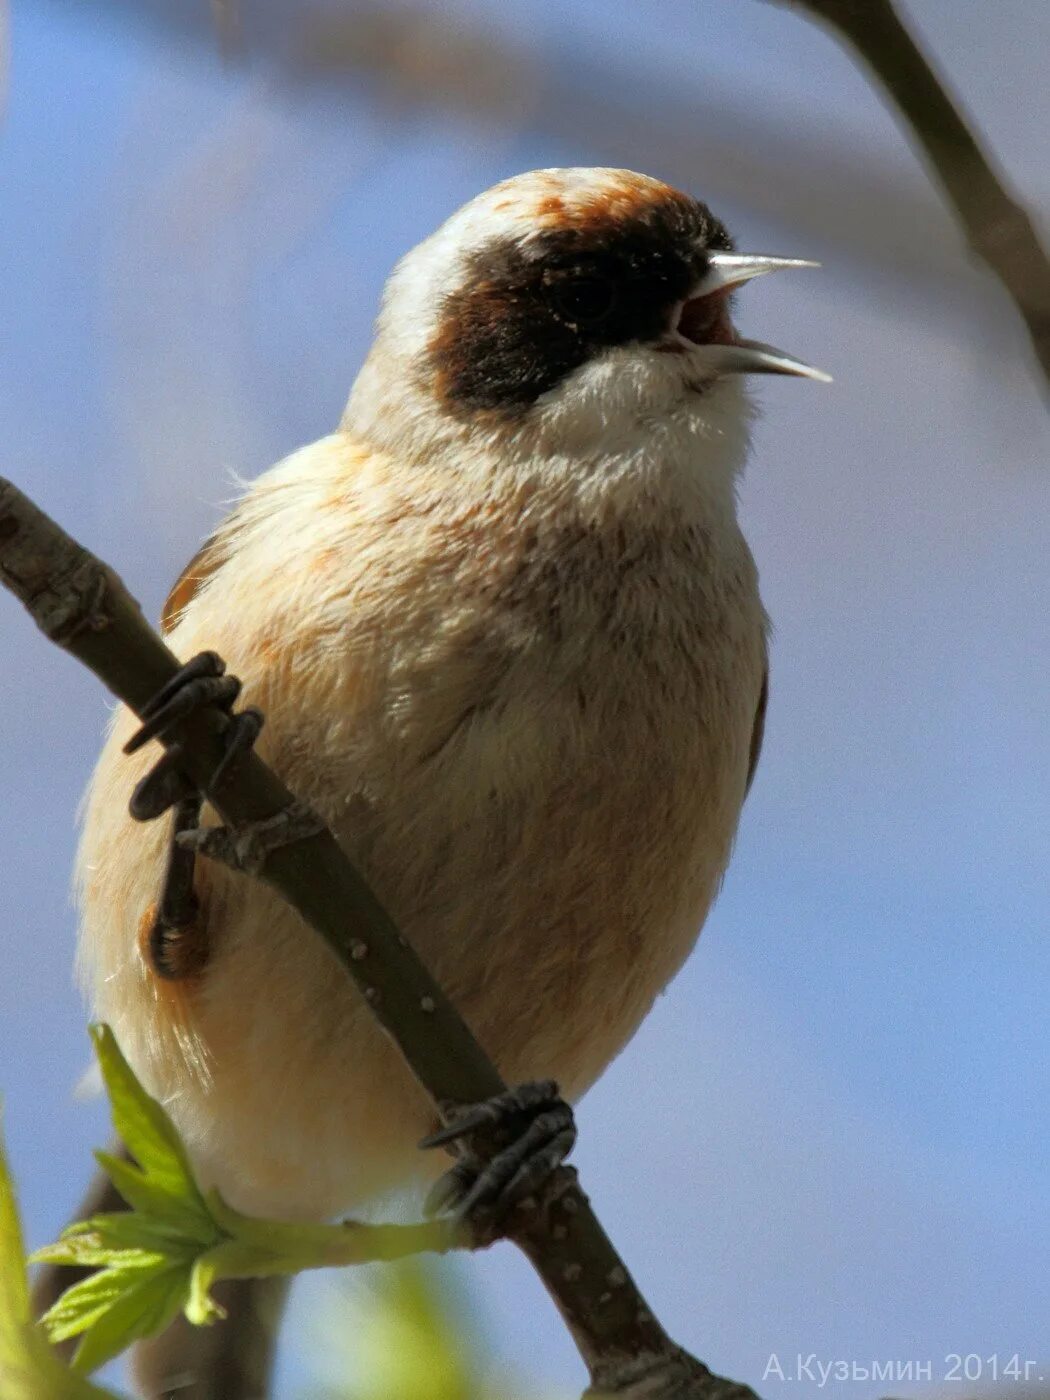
[73,166,826,1227]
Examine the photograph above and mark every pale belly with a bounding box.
[180,704,748,1216]
[78,546,765,1220]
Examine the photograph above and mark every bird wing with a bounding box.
[160,528,232,634]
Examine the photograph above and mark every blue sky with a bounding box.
[1,2,1048,1395]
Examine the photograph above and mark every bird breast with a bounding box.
[76,432,766,1217]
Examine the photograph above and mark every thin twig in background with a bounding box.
[768,0,1050,396]
[209,0,242,61]
[0,475,759,1399]
[84,1,1048,393]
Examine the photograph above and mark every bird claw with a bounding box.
[422,1161,476,1220]
[128,747,198,821]
[420,1081,576,1242]
[125,652,264,822]
[126,653,273,979]
[419,1080,560,1150]
[124,651,237,755]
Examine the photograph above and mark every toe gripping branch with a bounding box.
[419,1080,577,1244]
[123,651,269,979]
[124,651,263,823]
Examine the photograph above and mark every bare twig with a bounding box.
[767,0,1050,394]
[128,1277,288,1400]
[67,2,1048,394]
[209,0,242,61]
[0,474,758,1399]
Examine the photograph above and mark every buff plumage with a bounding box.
[75,168,783,1219]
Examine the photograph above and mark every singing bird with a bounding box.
[75,167,826,1224]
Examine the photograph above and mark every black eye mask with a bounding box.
[427,194,733,416]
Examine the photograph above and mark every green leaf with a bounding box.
[0,1116,29,1325]
[184,1237,295,1325]
[92,1152,214,1244]
[88,1026,199,1205]
[61,1209,199,1255]
[31,1234,167,1272]
[185,1251,230,1328]
[27,1029,221,1374]
[363,1262,475,1400]
[71,1266,187,1376]
[315,1261,479,1400]
[34,1025,488,1380]
[40,1261,164,1345]
[30,1212,199,1286]
[0,1116,121,1398]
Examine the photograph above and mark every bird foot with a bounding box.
[174,799,326,876]
[124,651,264,821]
[124,651,265,979]
[420,1080,576,1244]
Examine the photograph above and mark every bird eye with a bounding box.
[547,275,617,327]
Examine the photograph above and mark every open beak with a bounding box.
[674,252,831,383]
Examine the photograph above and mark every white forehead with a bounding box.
[377,167,686,358]
[432,166,681,247]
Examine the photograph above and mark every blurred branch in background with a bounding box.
[298,1261,497,1400]
[209,0,242,61]
[78,0,1050,397]
[770,0,1050,393]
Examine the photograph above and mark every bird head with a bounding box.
[346,168,827,477]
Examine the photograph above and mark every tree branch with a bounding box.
[127,1277,288,1400]
[768,0,1050,395]
[0,473,758,1398]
